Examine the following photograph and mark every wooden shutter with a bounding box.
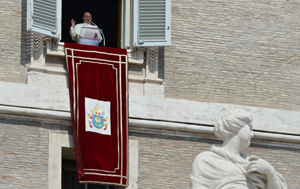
[134,0,171,47]
[27,0,62,40]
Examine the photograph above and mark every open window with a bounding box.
[61,0,120,48]
[27,0,171,48]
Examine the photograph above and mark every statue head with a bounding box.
[214,108,253,141]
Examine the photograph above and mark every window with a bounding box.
[27,0,171,48]
[61,0,120,47]
[62,160,118,189]
[49,133,137,189]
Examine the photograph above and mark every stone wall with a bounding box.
[1,120,299,188]
[0,0,29,83]
[165,0,300,111]
[130,132,300,189]
[0,119,72,188]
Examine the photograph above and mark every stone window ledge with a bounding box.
[46,42,144,66]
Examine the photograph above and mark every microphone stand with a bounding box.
[90,20,106,46]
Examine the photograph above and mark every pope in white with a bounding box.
[69,12,102,43]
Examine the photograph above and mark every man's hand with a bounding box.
[94,33,98,39]
[71,19,76,28]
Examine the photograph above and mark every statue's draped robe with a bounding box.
[190,146,287,189]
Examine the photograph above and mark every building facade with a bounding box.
[0,0,300,188]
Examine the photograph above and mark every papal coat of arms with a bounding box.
[85,97,111,135]
[87,106,109,130]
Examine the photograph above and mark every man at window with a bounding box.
[69,12,102,44]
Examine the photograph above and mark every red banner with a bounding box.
[65,42,128,186]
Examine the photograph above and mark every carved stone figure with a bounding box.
[190,109,287,189]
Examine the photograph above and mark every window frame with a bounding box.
[27,0,171,47]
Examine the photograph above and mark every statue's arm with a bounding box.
[247,156,287,189]
[190,152,216,189]
[265,169,284,189]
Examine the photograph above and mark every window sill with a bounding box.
[46,41,144,66]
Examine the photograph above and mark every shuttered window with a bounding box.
[27,0,62,39]
[133,0,171,47]
[26,0,170,46]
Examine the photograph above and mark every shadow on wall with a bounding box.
[21,0,31,83]
[158,47,165,80]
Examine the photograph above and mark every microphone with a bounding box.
[89,20,96,26]
[90,20,105,46]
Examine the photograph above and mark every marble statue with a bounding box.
[190,109,287,189]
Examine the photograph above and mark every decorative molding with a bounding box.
[128,75,145,83]
[144,78,164,84]
[127,48,146,65]
[28,65,68,75]
[135,47,148,53]
[45,43,147,67]
[31,31,46,51]
[129,119,300,148]
[128,76,163,84]
[0,105,71,126]
[147,47,159,74]
[0,105,299,144]
[46,41,65,57]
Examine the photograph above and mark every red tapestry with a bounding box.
[65,42,128,186]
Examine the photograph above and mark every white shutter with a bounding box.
[134,0,171,47]
[27,0,62,40]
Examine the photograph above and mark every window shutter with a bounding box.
[27,0,62,40]
[134,0,171,47]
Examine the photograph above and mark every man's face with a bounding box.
[83,13,92,24]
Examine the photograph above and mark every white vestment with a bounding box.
[69,22,102,43]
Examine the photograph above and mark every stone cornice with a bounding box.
[0,105,299,145]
